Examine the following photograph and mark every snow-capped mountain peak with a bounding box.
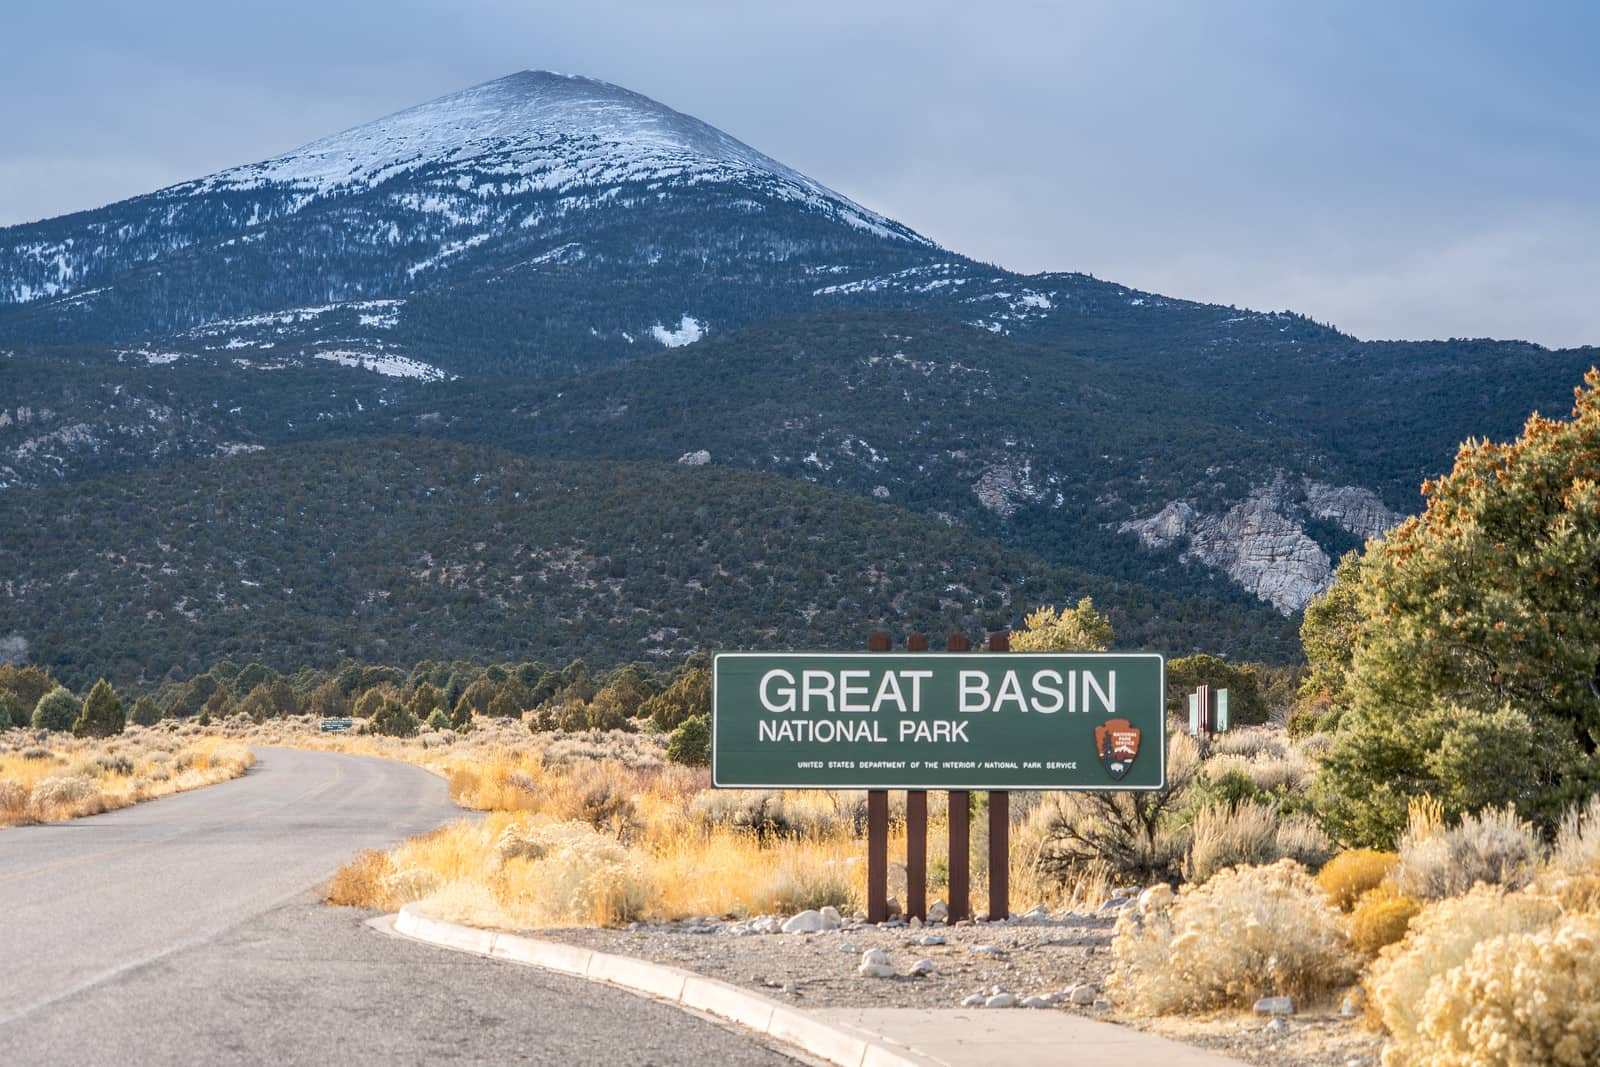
[176,70,917,242]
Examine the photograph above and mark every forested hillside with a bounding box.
[0,437,1299,686]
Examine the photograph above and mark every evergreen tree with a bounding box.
[32,688,80,732]
[642,666,710,732]
[72,678,125,738]
[1010,597,1115,652]
[0,691,24,729]
[130,695,163,727]
[1312,371,1600,846]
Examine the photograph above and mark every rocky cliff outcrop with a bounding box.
[1122,476,1404,613]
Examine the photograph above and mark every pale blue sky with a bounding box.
[2,0,1595,347]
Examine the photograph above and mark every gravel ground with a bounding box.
[533,908,1385,1067]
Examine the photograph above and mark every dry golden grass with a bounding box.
[327,849,397,907]
[276,716,1008,928]
[0,726,254,826]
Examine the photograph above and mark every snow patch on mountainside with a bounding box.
[651,315,704,347]
[313,350,447,381]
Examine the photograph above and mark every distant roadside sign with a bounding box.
[320,718,354,734]
[712,653,1165,790]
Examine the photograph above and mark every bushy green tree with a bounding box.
[667,715,710,766]
[1010,597,1114,652]
[406,683,446,723]
[1312,371,1600,845]
[368,698,419,738]
[238,679,298,722]
[0,691,25,729]
[0,665,55,718]
[306,678,350,719]
[425,708,451,731]
[72,679,125,738]
[32,687,80,732]
[129,695,163,727]
[642,667,710,732]
[168,673,221,719]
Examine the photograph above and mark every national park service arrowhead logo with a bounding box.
[1095,718,1141,781]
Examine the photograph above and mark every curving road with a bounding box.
[0,746,794,1065]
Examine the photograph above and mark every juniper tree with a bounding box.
[72,679,125,738]
[32,688,80,732]
[1311,370,1600,846]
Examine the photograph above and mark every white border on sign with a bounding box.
[710,651,1166,791]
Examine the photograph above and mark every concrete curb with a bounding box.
[392,904,940,1067]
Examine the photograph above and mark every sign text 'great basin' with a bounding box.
[712,653,1165,790]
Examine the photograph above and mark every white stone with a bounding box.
[1021,996,1051,1009]
[1069,985,1097,1006]
[926,900,949,923]
[961,994,986,1007]
[884,897,902,917]
[861,948,892,967]
[1254,995,1296,1016]
[909,958,935,976]
[1264,1018,1289,1035]
[676,449,711,466]
[1137,884,1175,913]
[985,993,1018,1008]
[908,916,922,928]
[819,906,843,926]
[872,485,891,499]
[969,945,999,956]
[917,935,946,946]
[858,962,897,978]
[782,982,800,995]
[782,909,837,934]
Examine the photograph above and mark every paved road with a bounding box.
[0,746,794,1066]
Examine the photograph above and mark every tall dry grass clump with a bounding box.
[1183,803,1332,884]
[1365,885,1562,1064]
[1109,859,1359,1014]
[0,729,254,826]
[1538,794,1600,912]
[1408,914,1600,1067]
[1394,801,1543,900]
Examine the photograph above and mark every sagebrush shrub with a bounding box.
[1183,803,1331,885]
[1409,915,1600,1067]
[1395,805,1543,899]
[30,773,96,809]
[1109,859,1359,1014]
[1317,849,1399,911]
[1366,885,1561,1061]
[492,817,651,925]
[0,780,28,820]
[1348,884,1420,957]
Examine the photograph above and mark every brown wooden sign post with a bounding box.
[986,630,1010,921]
[865,631,892,923]
[904,631,929,921]
[945,632,972,922]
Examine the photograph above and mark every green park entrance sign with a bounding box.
[712,652,1165,791]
